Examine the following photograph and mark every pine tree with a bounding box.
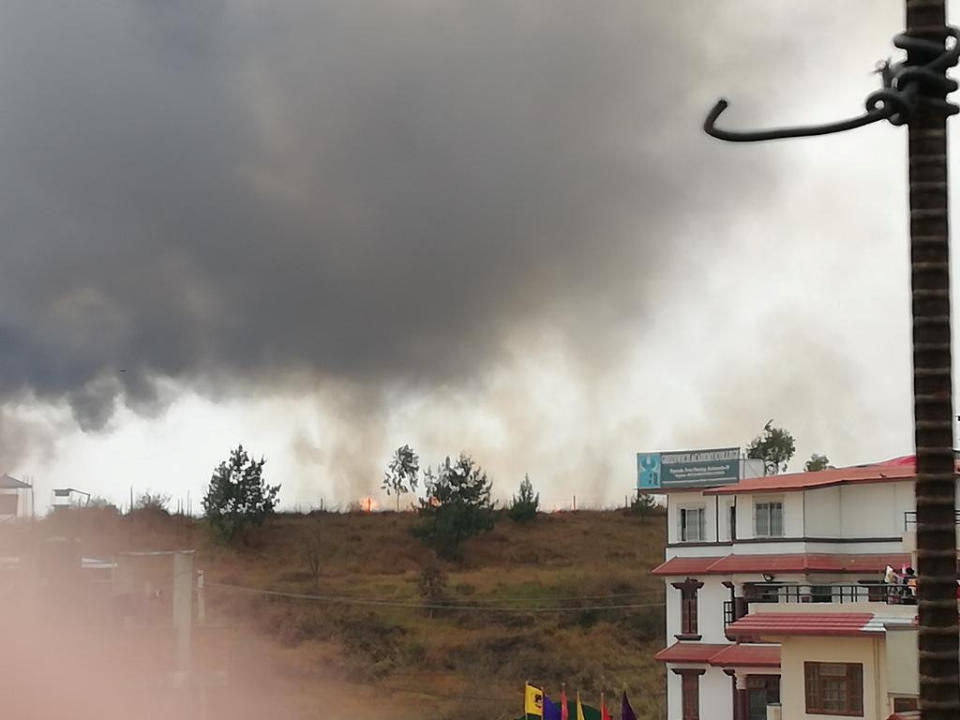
[203,445,280,542]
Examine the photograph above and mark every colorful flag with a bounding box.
[560,685,569,720]
[600,693,611,720]
[525,683,544,718]
[621,691,637,720]
[576,691,586,720]
[543,696,562,720]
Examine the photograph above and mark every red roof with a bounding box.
[709,643,781,668]
[704,462,920,496]
[726,612,875,639]
[654,643,729,664]
[651,556,722,576]
[651,553,909,576]
[655,642,781,667]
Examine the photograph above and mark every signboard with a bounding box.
[637,447,740,489]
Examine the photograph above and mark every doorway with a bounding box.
[746,675,780,720]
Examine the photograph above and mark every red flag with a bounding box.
[560,685,568,720]
[601,693,612,720]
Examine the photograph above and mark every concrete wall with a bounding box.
[838,483,911,539]
[665,666,733,720]
[0,488,23,520]
[663,577,729,644]
[778,635,884,720]
[668,491,718,544]
[699,579,730,643]
[718,496,736,543]
[803,487,840,537]
[885,628,918,696]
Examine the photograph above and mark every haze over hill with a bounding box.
[1,507,667,720]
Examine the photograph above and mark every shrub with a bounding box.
[627,491,658,521]
[133,491,171,514]
[507,474,539,524]
[417,559,449,607]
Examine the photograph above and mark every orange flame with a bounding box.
[358,496,378,512]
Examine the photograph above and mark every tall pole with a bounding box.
[702,3,960,717]
[906,2,960,718]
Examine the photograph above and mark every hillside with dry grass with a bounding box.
[6,508,667,720]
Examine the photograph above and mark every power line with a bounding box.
[207,581,666,613]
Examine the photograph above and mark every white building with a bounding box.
[652,455,939,720]
[0,473,31,521]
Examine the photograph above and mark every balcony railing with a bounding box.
[722,583,913,629]
[903,510,960,531]
[744,582,909,604]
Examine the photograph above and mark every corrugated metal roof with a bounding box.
[0,474,29,489]
[726,612,876,638]
[651,552,909,576]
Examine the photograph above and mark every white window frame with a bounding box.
[678,505,707,542]
[754,497,784,538]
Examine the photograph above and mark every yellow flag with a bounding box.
[525,683,544,717]
[576,691,586,720]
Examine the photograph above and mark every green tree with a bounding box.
[746,420,797,475]
[507,474,539,524]
[804,453,832,472]
[203,445,280,542]
[414,454,495,560]
[629,491,658,521]
[381,444,420,511]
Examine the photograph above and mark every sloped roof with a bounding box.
[651,552,909,576]
[0,474,29,490]
[654,642,781,667]
[704,462,919,496]
[654,642,728,664]
[708,643,781,668]
[726,612,876,638]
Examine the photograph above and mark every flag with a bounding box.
[621,692,637,720]
[576,691,586,720]
[525,683,544,718]
[560,686,569,720]
[600,693,611,720]
[543,696,562,720]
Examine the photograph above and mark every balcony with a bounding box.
[723,582,910,632]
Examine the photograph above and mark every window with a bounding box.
[804,662,863,716]
[892,697,918,713]
[676,670,702,720]
[672,578,703,638]
[729,504,737,541]
[754,500,784,537]
[679,506,706,542]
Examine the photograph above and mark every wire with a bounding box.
[207,581,665,613]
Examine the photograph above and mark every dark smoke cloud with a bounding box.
[0,1,886,447]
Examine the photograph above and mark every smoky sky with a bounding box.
[0,1,884,443]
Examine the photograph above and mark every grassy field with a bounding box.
[12,507,667,720]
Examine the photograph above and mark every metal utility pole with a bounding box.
[908,5,960,719]
[703,2,959,718]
